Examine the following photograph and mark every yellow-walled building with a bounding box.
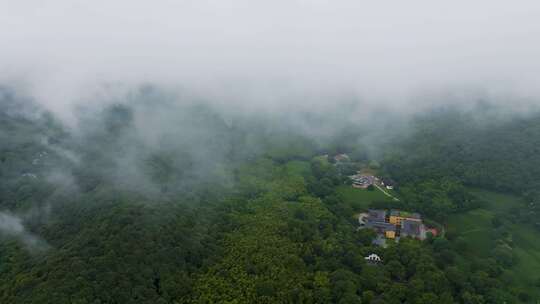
[388,216,400,225]
[389,210,421,225]
[385,230,396,239]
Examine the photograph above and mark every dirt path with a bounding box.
[374,184,400,201]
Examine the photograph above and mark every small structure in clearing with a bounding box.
[364,253,382,263]
[381,178,396,190]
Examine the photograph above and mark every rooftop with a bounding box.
[382,178,396,186]
[390,210,421,219]
[367,209,386,222]
[366,221,395,231]
[401,219,422,237]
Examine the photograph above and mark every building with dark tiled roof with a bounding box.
[367,209,386,222]
[381,178,397,189]
[366,220,395,232]
[366,209,396,239]
[400,219,426,240]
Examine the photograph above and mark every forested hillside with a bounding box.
[381,107,540,301]
[0,90,537,303]
[382,108,540,231]
[383,108,540,194]
[2,0,540,302]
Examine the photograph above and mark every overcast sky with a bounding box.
[2,0,540,117]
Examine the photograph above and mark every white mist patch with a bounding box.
[0,211,49,251]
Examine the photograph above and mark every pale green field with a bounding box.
[448,189,540,302]
[336,185,394,210]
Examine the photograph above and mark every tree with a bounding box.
[386,261,406,281]
[492,245,515,267]
[361,290,375,304]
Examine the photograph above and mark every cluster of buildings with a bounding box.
[349,174,396,190]
[360,209,427,242]
[350,174,377,188]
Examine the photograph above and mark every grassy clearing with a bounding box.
[448,189,540,301]
[447,208,494,256]
[336,185,394,210]
[503,222,540,300]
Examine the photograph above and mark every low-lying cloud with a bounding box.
[1,0,540,121]
[0,211,49,251]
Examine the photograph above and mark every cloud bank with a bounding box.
[1,0,540,119]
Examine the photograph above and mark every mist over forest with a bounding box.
[2,1,540,303]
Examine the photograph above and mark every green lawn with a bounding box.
[447,208,494,256]
[448,189,540,302]
[335,185,394,210]
[508,224,540,298]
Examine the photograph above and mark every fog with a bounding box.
[2,3,540,298]
[0,211,49,251]
[2,0,540,121]
[2,1,540,256]
[2,1,540,199]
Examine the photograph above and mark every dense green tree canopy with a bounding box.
[0,94,535,303]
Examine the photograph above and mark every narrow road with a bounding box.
[374,184,400,201]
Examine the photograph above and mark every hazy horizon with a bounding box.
[2,1,540,122]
